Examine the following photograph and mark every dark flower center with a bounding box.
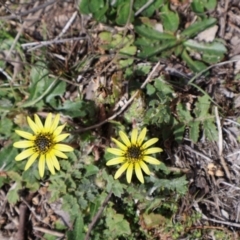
[34,134,53,153]
[126,146,142,162]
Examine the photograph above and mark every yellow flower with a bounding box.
[106,128,162,184]
[13,113,74,178]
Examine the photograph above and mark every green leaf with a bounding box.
[138,40,178,58]
[22,169,40,191]
[45,80,66,108]
[119,45,137,56]
[176,103,193,123]
[93,5,108,22]
[194,94,211,118]
[174,44,184,57]
[7,187,20,204]
[80,0,107,22]
[181,18,217,38]
[135,37,159,47]
[189,121,200,142]
[102,170,125,197]
[142,213,167,228]
[205,0,217,10]
[0,176,7,189]
[116,2,132,25]
[88,195,102,219]
[21,62,58,108]
[154,78,173,96]
[203,117,218,141]
[43,234,56,240]
[67,215,84,240]
[0,117,13,136]
[202,52,223,64]
[48,178,67,202]
[160,4,179,32]
[57,100,87,118]
[104,208,131,238]
[89,0,105,13]
[135,64,151,76]
[134,0,164,17]
[28,62,49,100]
[78,0,90,14]
[191,0,204,13]
[184,40,227,54]
[7,171,22,182]
[62,195,80,221]
[173,124,185,143]
[146,84,156,95]
[181,50,207,73]
[84,164,99,177]
[0,146,18,171]
[153,176,188,195]
[191,0,217,13]
[135,24,176,40]
[0,99,13,111]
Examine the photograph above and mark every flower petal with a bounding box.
[126,163,133,183]
[51,149,68,159]
[54,133,70,142]
[135,162,144,183]
[111,138,127,151]
[139,160,150,175]
[53,124,65,136]
[38,154,45,178]
[54,144,74,152]
[137,128,147,145]
[27,116,39,134]
[107,148,124,156]
[141,138,159,150]
[114,162,129,180]
[44,113,52,131]
[119,131,131,147]
[34,114,44,129]
[143,156,161,165]
[15,130,34,140]
[144,147,163,155]
[50,114,60,132]
[106,157,126,166]
[51,154,60,170]
[13,141,34,148]
[46,153,55,175]
[131,128,138,145]
[15,148,35,161]
[24,152,39,171]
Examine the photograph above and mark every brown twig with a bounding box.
[33,226,65,237]
[214,106,231,180]
[0,0,56,21]
[84,190,113,240]
[16,203,28,240]
[20,197,52,228]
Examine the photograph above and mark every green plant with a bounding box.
[145,78,218,142]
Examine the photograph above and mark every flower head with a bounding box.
[106,128,162,183]
[13,113,74,178]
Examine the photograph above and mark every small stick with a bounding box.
[214,106,231,180]
[16,203,28,240]
[33,226,65,237]
[54,11,78,40]
[84,190,112,240]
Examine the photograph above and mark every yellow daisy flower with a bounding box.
[106,128,162,184]
[13,113,74,178]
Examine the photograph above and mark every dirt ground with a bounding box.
[1,0,240,239]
